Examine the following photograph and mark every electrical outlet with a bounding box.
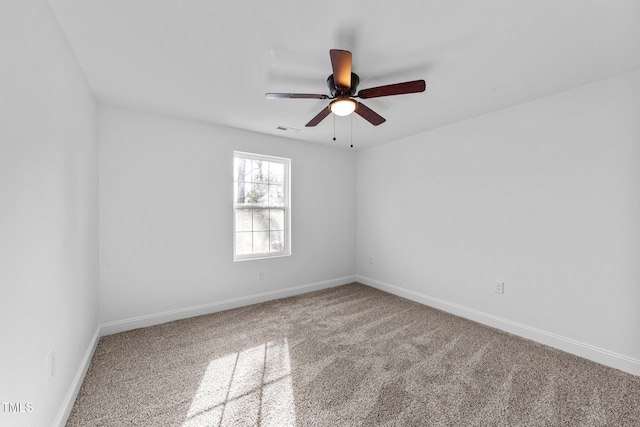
[494,282,504,294]
[258,271,264,280]
[49,351,56,381]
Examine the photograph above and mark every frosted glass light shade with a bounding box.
[330,98,356,116]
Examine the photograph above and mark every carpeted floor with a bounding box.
[66,283,640,426]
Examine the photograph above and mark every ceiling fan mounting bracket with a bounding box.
[327,73,359,98]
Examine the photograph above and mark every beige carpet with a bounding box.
[66,283,640,426]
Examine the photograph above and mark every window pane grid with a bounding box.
[234,158,287,207]
[234,209,287,255]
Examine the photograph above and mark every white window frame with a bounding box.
[233,151,291,261]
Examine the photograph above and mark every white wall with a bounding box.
[357,70,640,374]
[99,105,356,327]
[0,1,99,426]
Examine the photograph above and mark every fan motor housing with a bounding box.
[327,73,359,97]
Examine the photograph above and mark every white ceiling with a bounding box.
[49,0,640,149]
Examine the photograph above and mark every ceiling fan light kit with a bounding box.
[266,49,426,127]
[330,98,357,116]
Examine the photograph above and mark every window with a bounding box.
[233,152,290,261]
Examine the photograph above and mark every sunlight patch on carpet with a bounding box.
[183,337,296,426]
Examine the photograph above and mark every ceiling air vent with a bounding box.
[276,126,300,133]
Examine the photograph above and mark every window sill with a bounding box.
[233,252,291,262]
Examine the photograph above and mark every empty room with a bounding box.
[2,1,639,426]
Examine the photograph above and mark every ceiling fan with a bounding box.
[266,49,426,127]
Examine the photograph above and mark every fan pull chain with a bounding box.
[332,114,336,141]
[350,114,354,148]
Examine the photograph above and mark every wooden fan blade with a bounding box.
[266,93,329,99]
[330,49,352,89]
[305,106,332,127]
[355,102,386,126]
[357,80,425,99]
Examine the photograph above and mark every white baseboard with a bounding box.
[100,276,356,336]
[53,326,101,427]
[356,275,640,377]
